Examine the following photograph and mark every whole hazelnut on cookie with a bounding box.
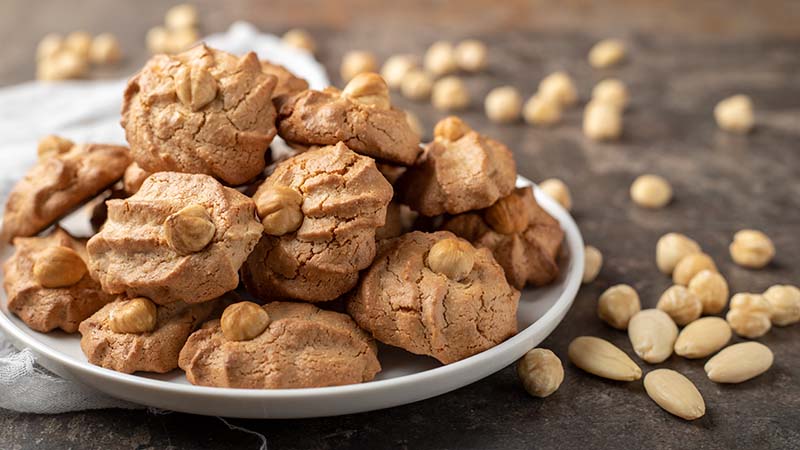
[220,301,270,341]
[255,185,304,236]
[33,246,87,288]
[109,297,158,334]
[426,238,476,281]
[163,204,217,254]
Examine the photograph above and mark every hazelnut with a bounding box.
[655,232,701,275]
[33,246,87,288]
[583,100,623,141]
[730,229,774,269]
[89,33,122,65]
[454,39,488,72]
[591,78,629,110]
[255,185,304,236]
[342,72,390,109]
[688,270,729,314]
[400,69,434,100]
[726,293,772,338]
[523,94,562,126]
[582,245,603,284]
[424,41,458,76]
[588,38,626,68]
[380,54,417,89]
[37,33,63,61]
[64,31,92,59]
[168,27,200,53]
[538,71,578,107]
[426,237,475,281]
[109,297,158,334]
[657,285,702,326]
[146,26,171,54]
[165,3,199,30]
[431,76,470,111]
[597,284,641,330]
[221,301,270,341]
[37,51,89,81]
[630,174,672,209]
[484,86,523,124]
[37,135,74,159]
[174,64,218,111]
[282,28,316,53]
[714,94,754,134]
[433,116,470,142]
[340,50,378,83]
[517,348,564,398]
[163,204,216,254]
[763,285,800,326]
[484,193,528,234]
[405,110,424,138]
[539,178,572,211]
[673,252,717,286]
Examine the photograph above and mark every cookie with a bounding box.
[375,202,417,241]
[276,73,422,165]
[122,162,151,195]
[178,301,381,388]
[121,44,278,186]
[79,296,218,373]
[347,231,519,364]
[86,172,263,305]
[242,143,393,302]
[396,116,517,216]
[1,140,131,242]
[443,186,564,289]
[260,60,309,104]
[2,228,115,333]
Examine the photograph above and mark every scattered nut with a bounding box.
[109,297,158,334]
[341,51,378,83]
[568,336,642,381]
[174,64,218,111]
[342,72,390,109]
[431,76,470,111]
[726,293,772,338]
[163,204,216,254]
[255,185,304,236]
[523,94,562,126]
[714,94,754,134]
[484,86,523,123]
[380,54,417,89]
[597,284,640,330]
[688,270,729,314]
[538,71,578,107]
[644,369,705,421]
[404,110,424,138]
[169,27,200,53]
[426,237,475,281]
[433,116,469,142]
[282,28,316,53]
[705,342,774,383]
[64,31,92,59]
[583,100,623,141]
[539,178,572,211]
[582,245,603,284]
[657,285,702,326]
[655,232,701,275]
[424,41,458,76]
[146,26,171,54]
[400,69,434,100]
[763,285,800,326]
[165,3,199,30]
[630,174,672,209]
[729,229,775,269]
[591,79,629,110]
[33,246,87,288]
[484,193,528,234]
[517,348,564,398]
[628,309,678,364]
[37,51,89,81]
[37,33,63,61]
[89,33,122,65]
[454,39,488,72]
[673,252,717,286]
[221,301,270,341]
[588,38,626,69]
[37,135,74,159]
[674,317,732,359]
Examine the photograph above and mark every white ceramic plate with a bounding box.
[0,176,584,418]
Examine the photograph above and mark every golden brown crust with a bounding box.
[260,60,309,104]
[122,162,152,195]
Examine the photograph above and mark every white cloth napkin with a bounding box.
[0,22,329,414]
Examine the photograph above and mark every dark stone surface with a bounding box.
[1,1,799,449]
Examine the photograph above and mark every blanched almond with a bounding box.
[568,336,641,381]
[628,309,678,364]
[644,369,705,420]
[674,317,732,359]
[705,342,773,383]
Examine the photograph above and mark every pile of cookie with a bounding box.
[1,43,564,389]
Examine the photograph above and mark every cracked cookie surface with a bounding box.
[242,143,393,302]
[122,44,278,186]
[3,228,115,333]
[260,60,309,104]
[179,301,381,388]
[347,231,520,364]
[86,172,263,305]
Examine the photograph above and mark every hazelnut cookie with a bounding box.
[242,143,393,302]
[443,187,564,289]
[396,116,517,216]
[260,60,309,105]
[122,162,152,195]
[79,296,219,373]
[1,139,131,242]
[3,228,115,333]
[276,73,422,165]
[347,231,520,364]
[179,301,381,388]
[121,44,278,186]
[86,172,263,305]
